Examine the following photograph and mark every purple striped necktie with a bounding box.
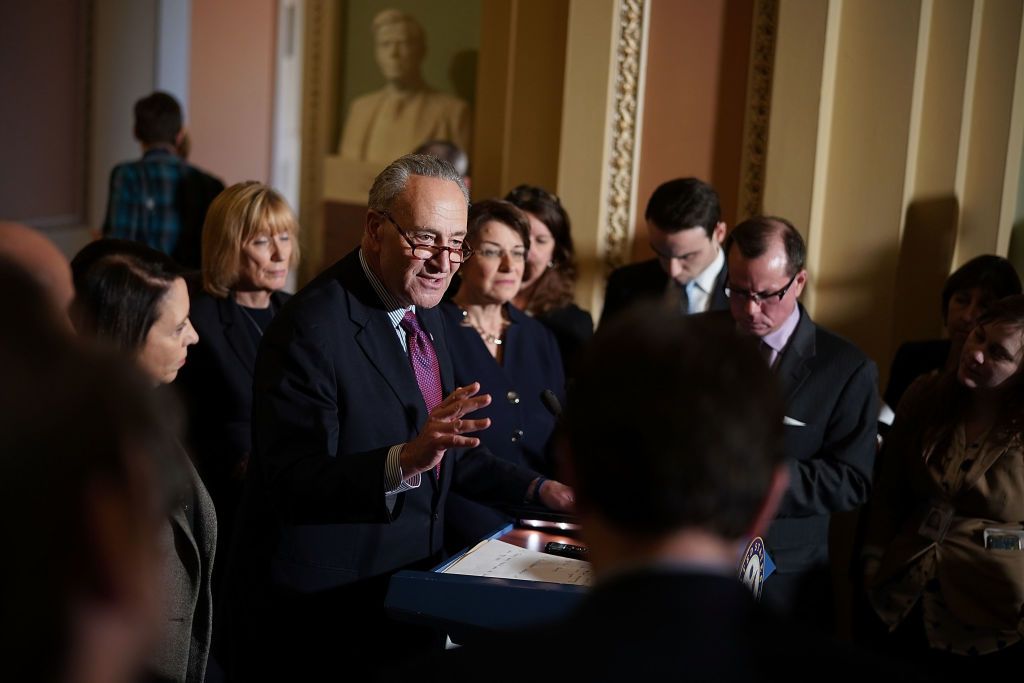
[400,310,444,477]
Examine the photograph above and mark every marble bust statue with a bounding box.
[338,9,472,165]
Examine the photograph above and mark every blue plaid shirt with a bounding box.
[102,148,186,254]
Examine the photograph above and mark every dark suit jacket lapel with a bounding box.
[503,305,526,376]
[645,259,670,296]
[774,305,815,405]
[341,254,428,430]
[218,296,259,377]
[169,500,200,577]
[709,263,730,311]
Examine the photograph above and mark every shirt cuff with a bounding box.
[384,444,421,494]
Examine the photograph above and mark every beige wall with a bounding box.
[0,0,88,227]
[473,0,569,201]
[189,0,277,185]
[632,0,753,262]
[89,0,161,233]
[765,0,1024,384]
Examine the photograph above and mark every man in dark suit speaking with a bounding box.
[721,216,878,629]
[601,177,729,324]
[225,154,572,679]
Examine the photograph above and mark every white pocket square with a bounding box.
[783,416,806,427]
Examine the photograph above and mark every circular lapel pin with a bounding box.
[739,536,766,601]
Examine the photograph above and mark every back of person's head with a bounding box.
[71,243,181,352]
[0,222,74,319]
[941,255,1022,320]
[567,306,785,540]
[0,263,181,682]
[645,177,721,236]
[414,140,469,178]
[0,257,72,360]
[724,215,807,277]
[201,181,301,298]
[133,91,183,146]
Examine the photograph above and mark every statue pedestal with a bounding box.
[323,156,384,204]
[320,156,386,270]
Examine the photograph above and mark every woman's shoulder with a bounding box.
[508,303,552,334]
[188,289,222,322]
[897,372,945,421]
[536,303,594,338]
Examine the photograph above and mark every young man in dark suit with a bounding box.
[601,177,728,325]
[425,307,880,681]
[721,216,878,630]
[225,154,572,679]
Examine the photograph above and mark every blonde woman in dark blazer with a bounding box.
[177,182,299,573]
[864,295,1024,677]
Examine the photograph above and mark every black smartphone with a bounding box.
[544,541,589,561]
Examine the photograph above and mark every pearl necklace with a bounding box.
[460,308,507,345]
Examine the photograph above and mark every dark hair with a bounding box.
[467,199,531,252]
[940,255,1021,322]
[413,140,469,177]
[725,216,806,276]
[133,91,183,146]
[71,239,180,296]
[566,305,785,539]
[0,263,183,681]
[505,184,578,313]
[71,245,182,352]
[644,177,721,237]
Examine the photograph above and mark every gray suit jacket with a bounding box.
[150,454,217,683]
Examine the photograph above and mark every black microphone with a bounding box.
[540,389,562,419]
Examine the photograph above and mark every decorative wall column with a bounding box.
[557,0,650,315]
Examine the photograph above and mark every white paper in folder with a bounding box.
[442,540,593,586]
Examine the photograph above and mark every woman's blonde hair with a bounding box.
[201,181,300,298]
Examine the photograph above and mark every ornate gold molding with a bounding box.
[603,0,648,275]
[738,0,778,220]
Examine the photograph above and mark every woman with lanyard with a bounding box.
[863,295,1024,678]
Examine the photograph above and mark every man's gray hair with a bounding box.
[368,154,470,212]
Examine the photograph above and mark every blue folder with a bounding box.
[385,524,588,637]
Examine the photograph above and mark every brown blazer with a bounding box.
[865,375,1024,631]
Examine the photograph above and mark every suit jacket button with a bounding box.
[511,429,524,442]
[507,391,520,404]
[432,512,439,521]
